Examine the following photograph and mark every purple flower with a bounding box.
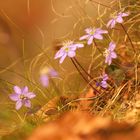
[100,74,109,88]
[79,27,108,45]
[100,80,108,88]
[102,73,109,81]
[40,67,58,87]
[97,73,109,88]
[9,86,36,110]
[104,42,117,65]
[54,40,84,63]
[107,12,129,28]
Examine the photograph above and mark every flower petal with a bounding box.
[68,50,76,57]
[111,52,117,58]
[79,35,89,40]
[108,57,112,65]
[109,42,116,51]
[105,55,112,65]
[59,53,67,64]
[103,74,109,81]
[94,34,103,40]
[87,36,94,45]
[9,94,19,101]
[111,20,116,28]
[26,92,36,99]
[101,81,108,88]
[22,86,28,93]
[50,69,58,77]
[40,75,49,87]
[116,16,123,23]
[75,43,84,48]
[16,100,22,110]
[107,19,114,28]
[96,28,108,34]
[121,12,129,17]
[24,100,31,108]
[14,86,21,94]
[69,45,77,51]
[54,49,65,59]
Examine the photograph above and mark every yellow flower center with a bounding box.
[20,95,27,100]
[89,28,95,35]
[64,47,69,52]
[103,49,110,57]
[62,40,73,52]
[63,40,73,47]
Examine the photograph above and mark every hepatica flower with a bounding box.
[104,42,117,65]
[40,67,58,87]
[107,12,129,28]
[100,74,109,88]
[9,86,36,110]
[80,27,108,45]
[54,40,84,63]
[97,73,109,88]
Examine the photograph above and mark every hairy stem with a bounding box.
[121,23,136,53]
[90,0,112,9]
[93,40,103,55]
[71,58,100,94]
[73,57,93,79]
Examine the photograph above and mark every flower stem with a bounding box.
[73,57,93,79]
[93,40,103,55]
[71,58,100,94]
[90,0,112,9]
[120,24,136,53]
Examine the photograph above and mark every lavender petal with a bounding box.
[75,43,84,48]
[54,49,65,59]
[22,86,28,93]
[16,100,22,110]
[87,36,94,45]
[59,53,67,63]
[109,42,116,51]
[68,50,76,57]
[94,34,103,40]
[107,19,114,28]
[14,86,21,94]
[9,93,19,101]
[24,100,31,108]
[79,35,89,40]
[40,75,49,87]
[101,81,108,88]
[26,92,36,99]
[111,52,117,58]
[116,16,123,23]
[50,69,58,77]
[122,12,129,17]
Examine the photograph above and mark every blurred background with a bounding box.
[0,0,112,66]
[0,0,113,98]
[0,0,125,139]
[0,1,140,140]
